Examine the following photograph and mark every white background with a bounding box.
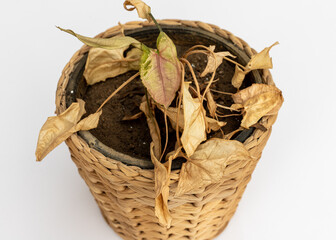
[1,0,335,239]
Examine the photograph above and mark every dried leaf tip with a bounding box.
[57,26,141,50]
[35,100,102,161]
[124,0,152,22]
[246,42,279,71]
[150,143,172,228]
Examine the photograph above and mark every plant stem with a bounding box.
[145,90,154,119]
[95,72,139,113]
[159,110,169,162]
[149,13,162,32]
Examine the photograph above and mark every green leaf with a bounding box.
[57,26,141,49]
[140,32,182,108]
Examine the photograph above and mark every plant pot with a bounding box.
[56,20,278,240]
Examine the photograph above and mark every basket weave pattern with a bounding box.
[56,20,278,240]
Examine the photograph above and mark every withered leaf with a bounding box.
[140,100,161,159]
[57,26,141,49]
[207,117,226,132]
[180,82,207,157]
[36,100,101,161]
[246,42,279,71]
[231,65,246,89]
[206,90,217,118]
[161,106,224,133]
[123,0,152,22]
[201,45,236,77]
[84,47,142,85]
[232,84,284,128]
[75,110,102,131]
[140,32,182,108]
[176,138,251,196]
[150,143,172,228]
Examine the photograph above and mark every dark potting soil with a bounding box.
[81,50,251,160]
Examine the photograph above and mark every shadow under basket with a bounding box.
[55,20,278,240]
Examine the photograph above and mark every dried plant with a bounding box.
[36,0,283,227]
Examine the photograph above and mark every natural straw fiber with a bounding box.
[55,20,278,240]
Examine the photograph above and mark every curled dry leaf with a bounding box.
[206,91,217,118]
[150,143,172,228]
[35,99,102,161]
[207,118,226,132]
[176,138,251,196]
[231,42,278,89]
[57,26,141,50]
[84,47,142,85]
[246,42,279,71]
[200,45,236,77]
[232,84,284,128]
[124,0,152,22]
[180,82,207,157]
[139,99,161,159]
[231,65,245,89]
[140,32,182,108]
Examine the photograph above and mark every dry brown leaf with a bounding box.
[75,110,102,131]
[231,65,246,89]
[140,100,161,159]
[176,138,251,196]
[122,112,143,121]
[232,84,284,128]
[124,0,152,22]
[180,82,207,157]
[201,45,236,77]
[207,117,226,132]
[161,106,224,133]
[36,100,101,161]
[246,42,279,71]
[84,47,141,85]
[206,91,217,117]
[150,143,172,228]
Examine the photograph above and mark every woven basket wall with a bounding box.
[55,20,278,240]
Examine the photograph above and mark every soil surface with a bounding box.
[81,49,251,160]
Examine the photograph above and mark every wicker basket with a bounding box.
[55,20,278,240]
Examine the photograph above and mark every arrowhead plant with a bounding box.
[36,0,283,228]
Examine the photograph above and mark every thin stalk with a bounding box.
[145,90,154,119]
[180,58,201,97]
[210,88,233,95]
[149,13,162,32]
[175,64,185,148]
[159,110,169,162]
[96,72,139,113]
[216,103,240,112]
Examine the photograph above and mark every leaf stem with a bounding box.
[149,13,162,32]
[95,72,139,113]
[159,110,169,162]
[145,90,154,119]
